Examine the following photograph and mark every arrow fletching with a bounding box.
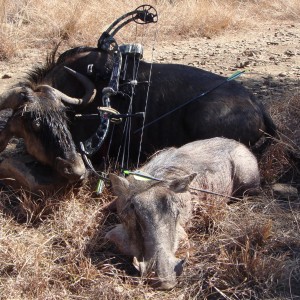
[227,70,246,81]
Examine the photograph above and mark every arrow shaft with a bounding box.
[135,70,245,134]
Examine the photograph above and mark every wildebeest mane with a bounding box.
[23,43,61,87]
[24,44,98,88]
[56,46,97,64]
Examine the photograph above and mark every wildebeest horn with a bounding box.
[0,86,28,111]
[52,66,97,106]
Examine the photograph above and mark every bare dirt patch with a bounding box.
[1,21,299,106]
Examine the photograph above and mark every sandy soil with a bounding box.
[1,22,299,100]
[155,22,299,105]
[0,20,299,107]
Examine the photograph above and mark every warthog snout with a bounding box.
[133,253,186,290]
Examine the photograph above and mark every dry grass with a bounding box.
[1,172,299,299]
[0,0,300,299]
[260,92,300,183]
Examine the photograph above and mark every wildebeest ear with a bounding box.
[168,173,197,193]
[109,173,130,197]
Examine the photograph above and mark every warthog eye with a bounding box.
[130,203,135,209]
[32,119,41,132]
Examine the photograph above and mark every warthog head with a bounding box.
[0,68,96,183]
[106,173,196,290]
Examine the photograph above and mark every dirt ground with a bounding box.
[156,22,299,105]
[1,21,299,101]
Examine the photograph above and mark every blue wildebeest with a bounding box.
[0,44,274,189]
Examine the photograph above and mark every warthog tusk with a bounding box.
[133,256,140,271]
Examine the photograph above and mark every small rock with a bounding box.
[284,49,295,57]
[242,49,260,57]
[238,61,250,68]
[2,74,11,79]
[278,72,287,77]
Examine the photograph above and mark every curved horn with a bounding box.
[0,87,28,111]
[53,67,96,106]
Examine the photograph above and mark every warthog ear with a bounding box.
[109,173,130,211]
[109,173,130,196]
[168,173,197,193]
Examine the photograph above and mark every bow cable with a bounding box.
[136,27,158,167]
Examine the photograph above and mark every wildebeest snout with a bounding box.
[55,154,86,182]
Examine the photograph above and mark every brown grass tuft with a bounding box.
[259,91,300,183]
[1,166,300,299]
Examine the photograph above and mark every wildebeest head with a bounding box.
[0,68,96,183]
[106,173,196,290]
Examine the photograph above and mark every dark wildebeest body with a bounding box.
[0,46,275,187]
[51,48,275,157]
[106,137,260,290]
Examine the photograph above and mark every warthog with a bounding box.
[106,137,260,289]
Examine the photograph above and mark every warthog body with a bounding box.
[106,137,260,289]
